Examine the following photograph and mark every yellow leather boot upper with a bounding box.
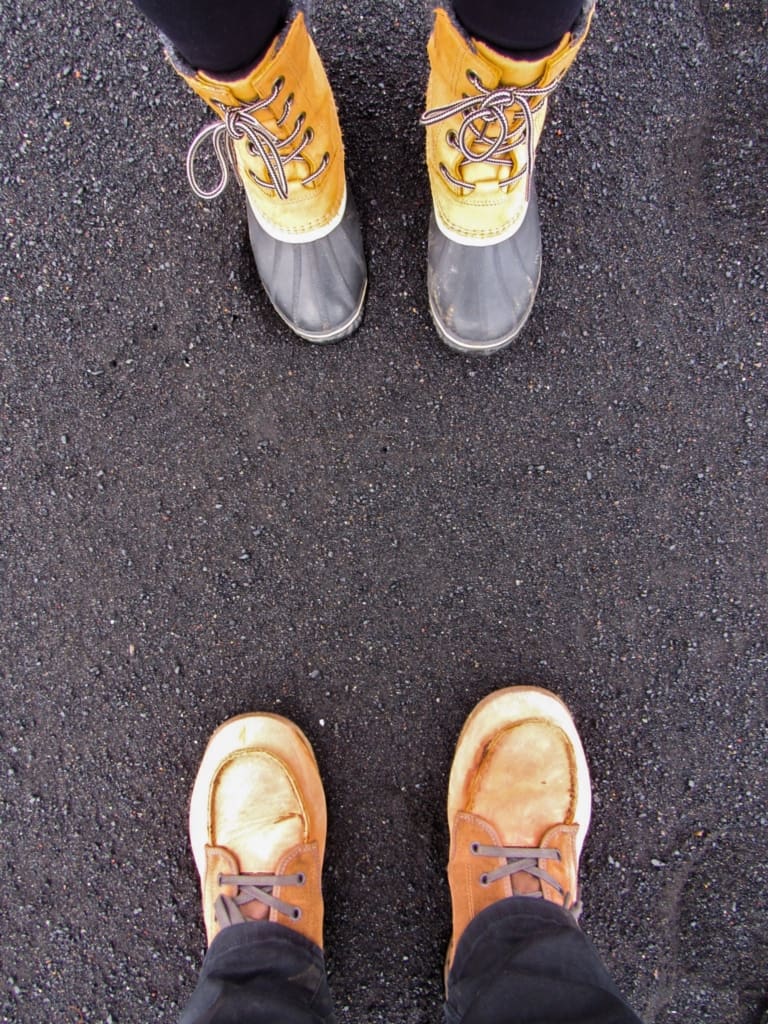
[171,13,346,242]
[423,5,594,245]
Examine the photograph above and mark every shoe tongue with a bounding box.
[213,812,304,925]
[510,869,543,897]
[453,99,513,188]
[448,39,560,189]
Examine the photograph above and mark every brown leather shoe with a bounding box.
[446,686,591,973]
[189,713,327,948]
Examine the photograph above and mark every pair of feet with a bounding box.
[189,686,591,974]
[172,6,595,354]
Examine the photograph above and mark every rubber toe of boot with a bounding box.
[247,193,367,344]
[427,188,542,355]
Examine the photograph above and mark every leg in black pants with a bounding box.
[179,900,642,1024]
[452,0,585,56]
[179,921,335,1024]
[446,900,643,1024]
[131,0,289,74]
[130,0,585,73]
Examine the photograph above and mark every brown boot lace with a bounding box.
[420,71,561,201]
[186,79,329,201]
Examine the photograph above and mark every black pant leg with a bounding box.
[451,0,587,56]
[180,921,336,1024]
[445,898,644,1024]
[129,0,290,74]
[134,0,583,70]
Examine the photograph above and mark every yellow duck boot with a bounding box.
[169,10,366,343]
[421,3,595,354]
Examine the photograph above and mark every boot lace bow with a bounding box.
[470,841,581,919]
[421,71,561,199]
[186,79,329,202]
[215,869,306,928]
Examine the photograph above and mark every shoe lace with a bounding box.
[470,841,582,919]
[186,78,329,202]
[214,870,306,928]
[420,70,561,201]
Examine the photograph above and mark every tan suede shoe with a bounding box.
[446,686,591,973]
[189,713,327,948]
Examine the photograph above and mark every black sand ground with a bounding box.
[1,1,766,1021]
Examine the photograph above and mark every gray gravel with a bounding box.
[1,0,766,1022]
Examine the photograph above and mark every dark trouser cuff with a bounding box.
[131,0,290,75]
[179,920,335,1024]
[446,897,644,1024]
[450,0,586,58]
